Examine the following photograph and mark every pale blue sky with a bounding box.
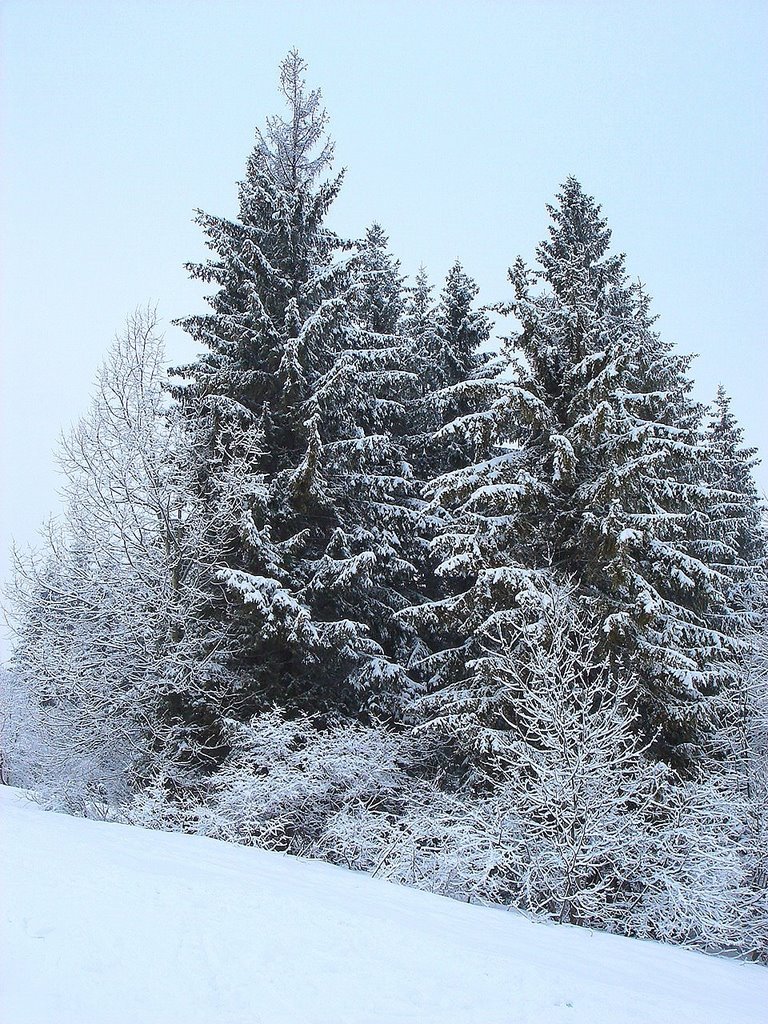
[2,0,767,611]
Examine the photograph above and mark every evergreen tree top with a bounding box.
[537,177,625,299]
[708,386,760,465]
[355,223,405,336]
[363,222,390,249]
[403,267,435,330]
[252,49,335,191]
[706,385,762,497]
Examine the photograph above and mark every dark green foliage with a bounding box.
[502,178,741,767]
[171,54,424,743]
[704,386,766,579]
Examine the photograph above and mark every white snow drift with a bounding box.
[1,786,766,1024]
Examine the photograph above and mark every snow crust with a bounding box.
[1,786,766,1024]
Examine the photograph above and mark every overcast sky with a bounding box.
[2,0,766,643]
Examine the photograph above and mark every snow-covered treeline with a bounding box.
[2,51,766,961]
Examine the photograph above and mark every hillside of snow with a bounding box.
[1,786,766,1024]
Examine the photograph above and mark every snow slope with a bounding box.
[1,787,766,1024]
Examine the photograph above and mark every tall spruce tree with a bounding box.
[309,220,425,713]
[503,178,739,767]
[704,386,766,583]
[401,263,525,759]
[410,261,493,476]
[405,408,552,768]
[172,52,420,736]
[404,261,496,622]
[411,178,740,771]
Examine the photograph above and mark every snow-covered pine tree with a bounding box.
[402,261,496,608]
[408,179,742,772]
[500,177,740,768]
[704,386,766,588]
[354,222,405,336]
[401,266,436,359]
[305,220,426,714]
[173,52,421,726]
[426,261,489,391]
[701,502,768,958]
[699,385,766,818]
[400,268,532,761]
[409,261,493,479]
[741,592,768,958]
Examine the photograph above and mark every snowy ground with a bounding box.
[1,787,766,1024]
